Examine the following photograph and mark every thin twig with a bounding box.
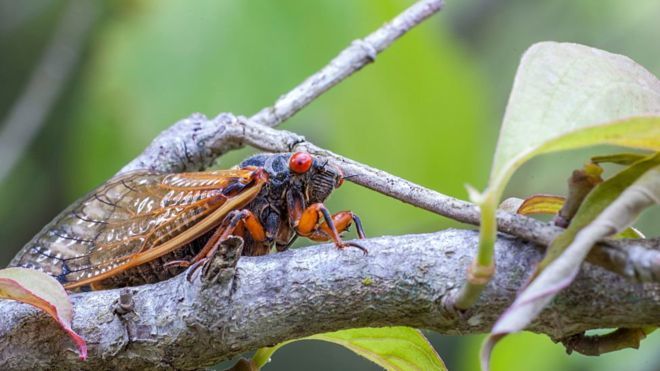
[0,0,98,183]
[120,0,447,174]
[250,0,445,127]
[235,118,477,223]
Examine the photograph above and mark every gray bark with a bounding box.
[1,229,657,370]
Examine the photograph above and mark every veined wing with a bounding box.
[11,168,264,287]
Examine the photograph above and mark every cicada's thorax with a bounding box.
[237,153,342,256]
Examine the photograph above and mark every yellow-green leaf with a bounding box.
[253,327,445,371]
[0,267,87,359]
[476,42,660,281]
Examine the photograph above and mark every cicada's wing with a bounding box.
[11,168,265,288]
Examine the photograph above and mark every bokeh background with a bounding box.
[1,1,659,370]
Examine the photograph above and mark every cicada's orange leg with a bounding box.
[183,209,267,280]
[292,203,367,254]
[164,209,267,278]
[307,211,366,241]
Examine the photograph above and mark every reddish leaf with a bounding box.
[0,267,87,359]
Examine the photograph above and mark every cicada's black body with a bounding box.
[237,153,345,254]
[11,152,365,291]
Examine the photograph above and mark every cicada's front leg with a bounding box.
[287,190,367,254]
[306,210,366,242]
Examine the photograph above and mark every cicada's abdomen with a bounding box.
[10,169,261,290]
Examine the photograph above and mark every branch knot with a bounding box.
[351,39,378,62]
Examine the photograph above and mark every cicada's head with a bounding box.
[240,152,344,203]
[287,152,344,203]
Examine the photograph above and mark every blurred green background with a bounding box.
[1,1,658,370]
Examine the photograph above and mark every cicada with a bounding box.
[10,152,366,291]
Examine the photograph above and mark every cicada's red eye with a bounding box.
[289,152,313,174]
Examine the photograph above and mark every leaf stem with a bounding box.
[453,198,497,309]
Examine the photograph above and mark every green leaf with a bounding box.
[490,43,660,183]
[475,41,660,273]
[253,327,446,371]
[0,267,87,359]
[482,154,660,371]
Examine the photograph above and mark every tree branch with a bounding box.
[2,229,658,370]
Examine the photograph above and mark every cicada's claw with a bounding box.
[185,258,208,282]
[342,241,368,255]
[163,260,193,269]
